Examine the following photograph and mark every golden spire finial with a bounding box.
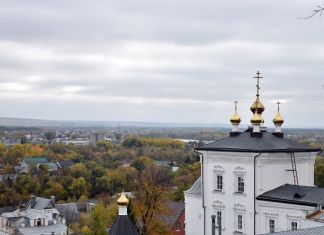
[273,101,284,125]
[230,101,241,125]
[250,71,265,115]
[117,192,129,206]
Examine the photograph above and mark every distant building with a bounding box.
[0,195,67,235]
[20,157,48,173]
[0,174,18,183]
[19,158,59,173]
[56,160,75,169]
[89,133,105,146]
[55,138,89,146]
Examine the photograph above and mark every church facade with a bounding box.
[184,72,322,235]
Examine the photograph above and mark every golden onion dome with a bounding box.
[273,111,284,125]
[250,96,265,114]
[117,193,129,206]
[251,111,262,124]
[230,112,241,125]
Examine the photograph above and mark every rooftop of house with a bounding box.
[162,201,185,228]
[56,203,79,225]
[263,226,324,235]
[56,160,75,169]
[45,162,58,168]
[185,177,201,196]
[17,223,67,234]
[26,196,55,210]
[196,128,321,153]
[257,184,324,207]
[23,157,48,164]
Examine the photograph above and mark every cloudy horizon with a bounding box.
[0,0,323,128]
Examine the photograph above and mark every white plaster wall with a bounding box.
[184,194,204,235]
[203,151,256,235]
[199,150,317,235]
[256,152,316,196]
[256,201,318,234]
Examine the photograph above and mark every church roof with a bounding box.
[196,128,321,153]
[185,177,201,196]
[263,226,324,235]
[108,215,138,235]
[257,184,324,207]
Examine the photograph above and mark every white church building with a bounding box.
[184,72,323,235]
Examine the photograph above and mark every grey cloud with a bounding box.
[0,0,323,127]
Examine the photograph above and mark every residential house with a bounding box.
[0,195,67,235]
[20,158,48,173]
[56,160,75,170]
[162,202,185,235]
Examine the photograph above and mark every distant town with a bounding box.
[0,117,322,234]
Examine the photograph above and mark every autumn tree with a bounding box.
[133,165,170,235]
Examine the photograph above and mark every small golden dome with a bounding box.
[273,112,284,125]
[250,96,265,114]
[251,111,262,124]
[230,112,241,125]
[230,101,241,125]
[117,193,129,206]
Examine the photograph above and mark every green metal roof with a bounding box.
[23,157,48,164]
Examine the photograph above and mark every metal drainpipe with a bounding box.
[254,152,262,235]
[194,149,205,235]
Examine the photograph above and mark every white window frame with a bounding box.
[217,175,223,191]
[213,200,225,230]
[233,203,246,233]
[287,215,301,231]
[291,221,298,231]
[234,166,246,195]
[213,165,224,192]
[237,176,244,193]
[175,222,181,231]
[269,218,275,233]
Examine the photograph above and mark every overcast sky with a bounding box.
[0,0,323,127]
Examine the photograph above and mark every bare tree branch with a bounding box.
[301,5,324,19]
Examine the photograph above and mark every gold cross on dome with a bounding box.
[254,71,263,96]
[234,101,238,112]
[276,101,281,112]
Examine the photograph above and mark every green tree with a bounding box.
[131,156,154,172]
[44,132,56,142]
[95,176,111,194]
[15,175,40,196]
[315,164,324,186]
[43,181,65,200]
[90,203,108,235]
[122,137,143,148]
[70,163,90,180]
[96,141,112,151]
[69,177,88,200]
